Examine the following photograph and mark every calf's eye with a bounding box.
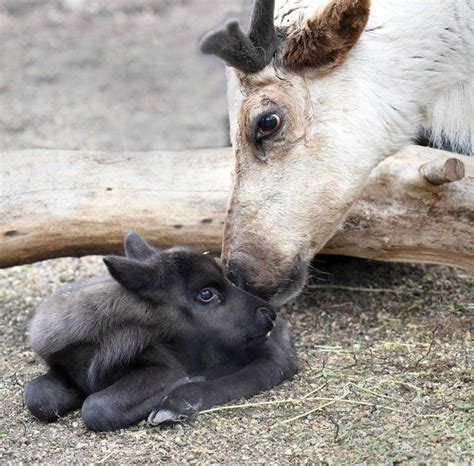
[197,288,219,304]
[256,113,281,142]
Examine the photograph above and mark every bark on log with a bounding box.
[1,146,473,270]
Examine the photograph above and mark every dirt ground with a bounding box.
[1,1,473,463]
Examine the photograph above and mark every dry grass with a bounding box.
[0,1,472,462]
[1,256,472,463]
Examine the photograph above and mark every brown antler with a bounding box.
[200,0,278,74]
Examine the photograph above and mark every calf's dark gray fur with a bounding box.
[25,232,297,431]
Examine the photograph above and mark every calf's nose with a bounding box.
[255,307,276,327]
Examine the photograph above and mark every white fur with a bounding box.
[222,0,473,301]
[276,0,474,156]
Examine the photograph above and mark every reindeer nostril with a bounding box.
[255,307,276,327]
[259,306,276,321]
[227,260,247,288]
[266,307,277,321]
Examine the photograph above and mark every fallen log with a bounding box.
[324,147,473,270]
[1,146,473,270]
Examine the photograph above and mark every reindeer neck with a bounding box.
[363,0,473,91]
[343,0,474,155]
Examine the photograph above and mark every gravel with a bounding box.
[0,1,472,463]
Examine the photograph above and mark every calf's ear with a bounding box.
[124,231,156,261]
[103,256,157,293]
[283,0,370,72]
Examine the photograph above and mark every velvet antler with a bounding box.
[200,0,278,74]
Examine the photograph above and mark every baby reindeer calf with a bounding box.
[25,232,297,431]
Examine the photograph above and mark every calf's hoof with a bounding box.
[148,382,204,425]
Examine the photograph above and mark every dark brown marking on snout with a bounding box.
[4,230,19,238]
[201,218,213,224]
[227,254,308,305]
[106,187,113,192]
[173,224,183,230]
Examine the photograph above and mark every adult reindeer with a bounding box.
[201,0,473,304]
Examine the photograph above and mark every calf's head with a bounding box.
[104,232,276,347]
[201,0,401,304]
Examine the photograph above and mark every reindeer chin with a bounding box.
[266,254,309,307]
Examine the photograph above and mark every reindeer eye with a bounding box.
[197,288,219,304]
[256,113,281,142]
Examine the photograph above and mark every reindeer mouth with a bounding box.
[227,252,309,306]
[250,254,308,306]
[269,255,309,306]
[246,321,275,345]
[246,331,273,345]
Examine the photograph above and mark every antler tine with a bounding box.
[200,0,278,74]
[249,0,277,51]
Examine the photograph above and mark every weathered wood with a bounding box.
[323,146,474,270]
[419,157,465,185]
[1,146,473,270]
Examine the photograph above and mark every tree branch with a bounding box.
[1,146,473,269]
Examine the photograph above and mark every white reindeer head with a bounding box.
[201,0,423,304]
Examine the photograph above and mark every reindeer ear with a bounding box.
[124,231,156,261]
[103,256,157,293]
[283,0,370,72]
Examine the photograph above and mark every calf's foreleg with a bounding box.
[81,366,194,431]
[148,350,298,424]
